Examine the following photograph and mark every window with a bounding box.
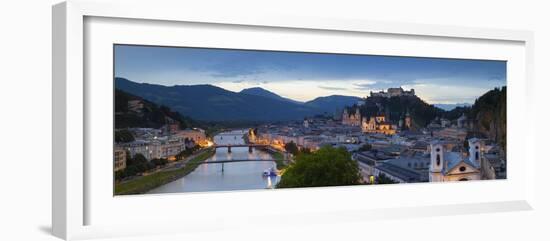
[459,166,466,172]
[476,152,479,160]
[436,154,441,166]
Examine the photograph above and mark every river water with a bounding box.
[148,129,280,194]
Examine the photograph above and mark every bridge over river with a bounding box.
[213,143,269,153]
[147,129,281,194]
[202,159,275,164]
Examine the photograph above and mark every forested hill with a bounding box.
[349,95,443,129]
[469,87,507,151]
[115,89,197,129]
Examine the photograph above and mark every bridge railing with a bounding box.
[199,159,276,164]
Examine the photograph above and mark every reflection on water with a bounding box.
[148,130,280,194]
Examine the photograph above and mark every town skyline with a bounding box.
[114,45,506,105]
[114,44,507,195]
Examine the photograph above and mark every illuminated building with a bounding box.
[361,114,396,135]
[342,108,361,126]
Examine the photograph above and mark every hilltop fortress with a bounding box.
[370,87,415,98]
[341,87,417,135]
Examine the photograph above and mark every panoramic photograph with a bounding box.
[113,44,507,195]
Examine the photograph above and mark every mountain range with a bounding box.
[115,77,362,122]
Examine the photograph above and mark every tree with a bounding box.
[277,146,362,188]
[151,158,168,167]
[114,129,135,143]
[125,153,150,174]
[301,147,312,154]
[115,170,126,181]
[127,153,147,166]
[284,141,300,156]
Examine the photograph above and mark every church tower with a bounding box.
[429,141,444,182]
[361,117,368,132]
[342,109,349,125]
[404,111,412,129]
[468,138,483,167]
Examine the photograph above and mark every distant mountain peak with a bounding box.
[240,87,280,97]
[240,87,302,104]
[241,87,267,91]
[305,95,363,114]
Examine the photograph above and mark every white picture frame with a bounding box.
[52,0,535,240]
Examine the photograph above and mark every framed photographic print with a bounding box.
[52,0,535,240]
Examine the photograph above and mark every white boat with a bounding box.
[262,167,277,177]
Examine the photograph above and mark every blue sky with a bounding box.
[114,45,506,104]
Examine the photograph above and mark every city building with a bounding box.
[428,138,483,182]
[149,139,186,161]
[361,114,396,135]
[114,148,126,172]
[167,122,180,134]
[370,87,415,98]
[433,127,468,142]
[127,99,144,113]
[119,136,189,161]
[174,129,207,145]
[373,160,426,183]
[121,140,152,160]
[440,118,451,128]
[355,149,430,184]
[342,108,361,126]
[457,113,468,129]
[404,112,412,129]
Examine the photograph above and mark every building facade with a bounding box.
[429,138,483,182]
[361,114,396,135]
[173,129,207,145]
[370,87,415,98]
[114,148,127,172]
[342,108,361,126]
[127,100,144,113]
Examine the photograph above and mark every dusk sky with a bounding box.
[114,45,506,104]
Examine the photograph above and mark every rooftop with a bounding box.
[376,162,424,183]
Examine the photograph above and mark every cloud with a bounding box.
[352,80,393,90]
[318,85,348,91]
[210,68,264,78]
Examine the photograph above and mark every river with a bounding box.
[147,129,280,194]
